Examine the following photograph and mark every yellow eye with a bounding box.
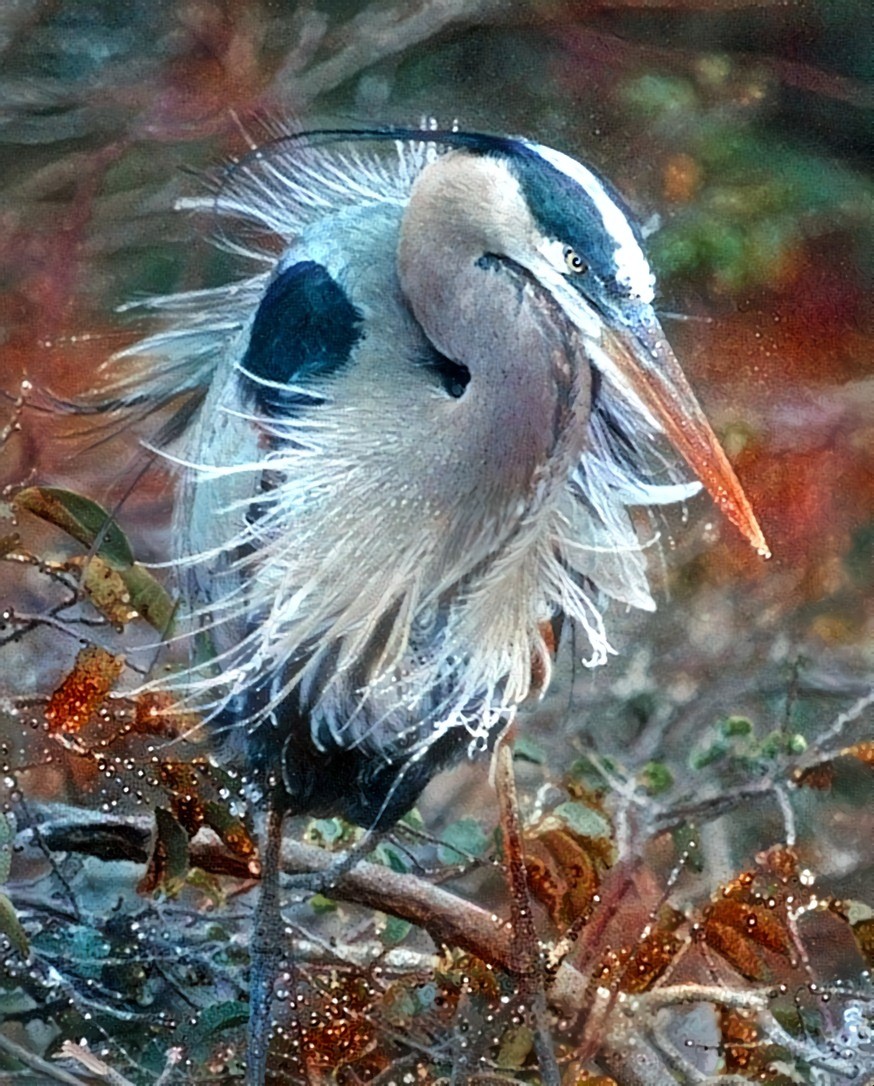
[564,246,587,274]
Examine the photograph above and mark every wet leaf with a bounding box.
[198,999,250,1037]
[842,740,874,766]
[290,973,381,1073]
[74,555,138,625]
[159,762,206,838]
[437,816,489,863]
[0,812,12,884]
[380,915,412,946]
[139,807,190,896]
[525,827,605,928]
[203,800,256,860]
[793,762,836,790]
[45,645,124,734]
[0,891,29,959]
[702,898,792,981]
[119,561,176,633]
[497,1023,534,1070]
[550,801,612,841]
[132,690,194,738]
[0,532,20,557]
[619,929,683,994]
[14,486,175,632]
[703,917,769,981]
[719,1006,797,1082]
[15,486,135,567]
[720,1006,759,1074]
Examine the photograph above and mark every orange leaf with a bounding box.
[45,645,124,734]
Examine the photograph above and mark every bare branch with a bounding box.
[275,0,514,105]
[0,1033,90,1086]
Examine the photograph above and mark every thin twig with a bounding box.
[493,734,560,1086]
[58,1041,138,1086]
[277,0,512,104]
[0,1034,89,1086]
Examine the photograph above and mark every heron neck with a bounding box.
[398,245,591,534]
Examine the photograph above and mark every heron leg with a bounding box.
[247,802,285,1086]
[493,733,561,1086]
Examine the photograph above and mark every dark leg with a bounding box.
[247,802,285,1086]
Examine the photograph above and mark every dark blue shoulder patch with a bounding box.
[239,260,363,413]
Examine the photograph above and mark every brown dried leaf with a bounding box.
[561,1068,617,1086]
[276,973,382,1077]
[159,761,205,838]
[757,844,799,882]
[132,690,199,738]
[73,555,138,626]
[0,532,20,557]
[720,1007,761,1074]
[525,819,613,928]
[719,1006,797,1083]
[841,740,874,765]
[618,929,683,994]
[45,645,124,734]
[793,762,836,789]
[702,897,792,980]
[703,918,769,981]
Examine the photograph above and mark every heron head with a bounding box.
[399,136,769,557]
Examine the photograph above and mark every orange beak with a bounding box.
[601,312,770,558]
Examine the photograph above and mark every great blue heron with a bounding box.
[103,124,768,1082]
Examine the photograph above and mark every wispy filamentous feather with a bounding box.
[101,126,699,794]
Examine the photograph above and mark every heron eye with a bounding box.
[564,247,587,274]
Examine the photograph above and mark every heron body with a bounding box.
[110,126,767,830]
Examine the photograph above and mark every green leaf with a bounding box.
[399,807,425,832]
[140,807,190,897]
[437,817,489,864]
[374,843,409,873]
[690,738,730,770]
[786,733,808,755]
[720,716,754,738]
[380,915,412,946]
[118,563,175,633]
[0,813,12,884]
[196,999,250,1037]
[15,486,135,567]
[512,733,546,764]
[672,823,704,873]
[497,1023,534,1070]
[640,761,674,796]
[551,802,612,840]
[14,487,175,632]
[0,892,28,960]
[307,818,346,847]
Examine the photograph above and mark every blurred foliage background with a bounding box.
[0,1,871,1084]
